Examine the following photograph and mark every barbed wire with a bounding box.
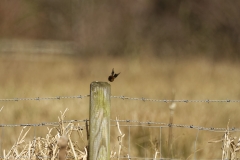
[1,94,238,159]
[0,120,86,128]
[0,95,89,101]
[111,96,240,103]
[0,94,240,103]
[110,119,240,132]
[0,119,239,132]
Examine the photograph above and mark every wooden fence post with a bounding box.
[89,82,111,160]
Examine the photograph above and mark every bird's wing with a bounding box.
[111,68,114,76]
[114,72,121,78]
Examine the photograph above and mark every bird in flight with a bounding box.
[108,68,120,82]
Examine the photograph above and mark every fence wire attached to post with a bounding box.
[1,119,240,159]
[1,93,240,159]
[0,95,240,103]
[0,95,89,102]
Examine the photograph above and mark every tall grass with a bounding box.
[0,53,240,158]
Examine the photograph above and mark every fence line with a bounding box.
[0,95,240,103]
[0,118,234,160]
[0,120,86,128]
[1,91,240,159]
[0,95,89,101]
[111,96,240,103]
[0,119,239,132]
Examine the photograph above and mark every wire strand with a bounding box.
[0,95,89,101]
[0,95,239,103]
[1,119,239,132]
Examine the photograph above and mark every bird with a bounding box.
[108,68,120,82]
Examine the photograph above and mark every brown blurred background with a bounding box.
[0,0,240,158]
[1,0,240,60]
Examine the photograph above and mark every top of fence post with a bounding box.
[89,81,111,160]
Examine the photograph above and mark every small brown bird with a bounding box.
[108,68,120,82]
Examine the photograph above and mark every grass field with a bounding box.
[0,53,240,159]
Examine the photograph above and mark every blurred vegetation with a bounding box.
[0,54,240,158]
[0,0,240,60]
[0,1,240,158]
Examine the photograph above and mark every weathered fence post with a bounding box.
[89,82,111,160]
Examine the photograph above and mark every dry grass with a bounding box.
[0,53,240,158]
[1,108,88,160]
[208,120,240,159]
